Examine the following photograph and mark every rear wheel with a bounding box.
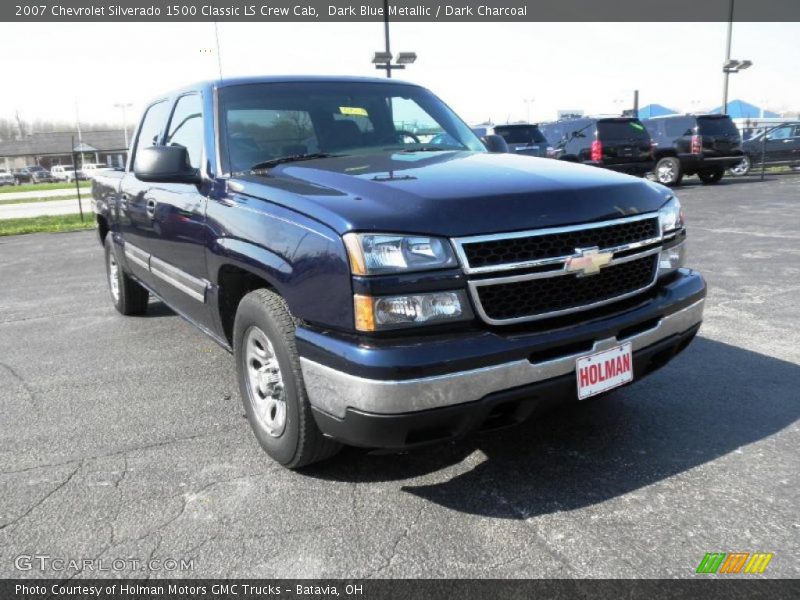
[655,157,682,186]
[729,155,751,176]
[698,166,724,184]
[234,288,341,468]
[104,235,149,315]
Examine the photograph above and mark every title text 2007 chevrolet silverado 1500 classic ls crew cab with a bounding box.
[93,77,706,468]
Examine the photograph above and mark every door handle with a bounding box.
[146,198,157,218]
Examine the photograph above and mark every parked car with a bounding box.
[545,117,654,175]
[80,163,112,179]
[0,170,15,186]
[729,121,800,176]
[492,124,551,158]
[643,114,743,186]
[93,76,705,468]
[51,165,80,182]
[13,165,56,184]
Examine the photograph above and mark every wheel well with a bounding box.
[217,265,275,345]
[96,215,109,244]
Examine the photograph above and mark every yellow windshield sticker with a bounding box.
[340,106,368,117]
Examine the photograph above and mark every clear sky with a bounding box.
[0,21,797,128]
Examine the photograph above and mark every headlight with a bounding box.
[343,233,458,275]
[658,196,687,277]
[658,195,684,236]
[354,290,471,331]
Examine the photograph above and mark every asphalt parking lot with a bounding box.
[0,173,798,579]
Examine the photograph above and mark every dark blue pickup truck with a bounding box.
[93,76,705,468]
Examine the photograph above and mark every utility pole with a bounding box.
[383,0,391,78]
[115,102,133,147]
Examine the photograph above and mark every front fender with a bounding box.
[205,195,353,331]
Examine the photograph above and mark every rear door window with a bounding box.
[494,126,546,144]
[664,118,694,138]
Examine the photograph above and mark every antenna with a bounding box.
[213,21,224,82]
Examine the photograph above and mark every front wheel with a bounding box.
[729,155,751,176]
[233,289,341,468]
[654,157,683,186]
[104,235,149,315]
[698,166,724,184]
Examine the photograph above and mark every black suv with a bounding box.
[643,114,743,185]
[729,122,800,176]
[493,123,550,157]
[543,117,654,175]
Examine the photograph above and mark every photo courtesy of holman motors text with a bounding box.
[0,0,798,598]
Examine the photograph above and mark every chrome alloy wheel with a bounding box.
[656,161,676,184]
[243,326,287,437]
[107,250,120,303]
[729,155,751,176]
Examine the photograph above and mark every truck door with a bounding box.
[764,124,797,164]
[143,92,213,326]
[119,99,172,290]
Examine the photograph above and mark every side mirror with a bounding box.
[482,134,509,153]
[134,146,200,183]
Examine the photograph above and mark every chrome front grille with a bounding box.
[452,213,663,325]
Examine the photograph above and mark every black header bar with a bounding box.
[4,0,800,22]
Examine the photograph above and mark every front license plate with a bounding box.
[576,342,633,400]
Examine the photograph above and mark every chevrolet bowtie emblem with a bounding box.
[564,247,613,277]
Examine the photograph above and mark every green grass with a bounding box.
[0,195,84,206]
[0,181,90,194]
[0,213,95,236]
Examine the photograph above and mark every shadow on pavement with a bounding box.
[307,337,800,518]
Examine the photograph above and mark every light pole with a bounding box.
[114,102,133,147]
[372,0,416,78]
[524,98,534,123]
[721,0,752,114]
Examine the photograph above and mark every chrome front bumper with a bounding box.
[300,298,705,419]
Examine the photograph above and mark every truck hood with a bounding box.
[232,151,671,237]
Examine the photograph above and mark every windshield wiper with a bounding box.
[393,146,454,153]
[245,153,340,172]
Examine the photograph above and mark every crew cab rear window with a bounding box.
[697,116,739,137]
[597,120,650,140]
[494,126,546,144]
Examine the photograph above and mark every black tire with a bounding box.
[104,235,149,316]
[654,156,683,186]
[698,166,724,185]
[233,288,341,468]
[729,155,751,177]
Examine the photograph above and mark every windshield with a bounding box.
[697,116,739,137]
[219,81,486,173]
[494,125,547,144]
[28,166,46,172]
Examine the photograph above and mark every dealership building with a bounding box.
[0,130,128,171]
